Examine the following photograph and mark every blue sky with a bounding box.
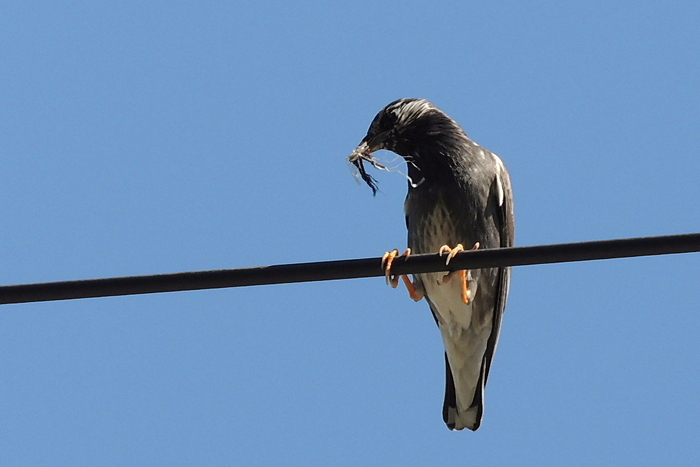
[2,1,699,465]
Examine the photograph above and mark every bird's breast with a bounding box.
[405,191,479,333]
[404,189,473,254]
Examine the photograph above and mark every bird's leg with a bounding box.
[381,248,424,302]
[439,243,480,305]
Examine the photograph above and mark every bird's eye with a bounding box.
[379,112,397,131]
[367,112,392,136]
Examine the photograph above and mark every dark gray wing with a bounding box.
[443,163,515,430]
[480,164,515,384]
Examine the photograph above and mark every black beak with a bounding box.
[360,131,390,153]
[348,133,390,196]
[349,153,378,195]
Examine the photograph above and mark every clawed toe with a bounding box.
[381,249,401,287]
[437,243,480,304]
[381,248,423,301]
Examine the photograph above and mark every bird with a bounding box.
[349,98,514,431]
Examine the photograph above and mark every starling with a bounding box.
[349,98,515,431]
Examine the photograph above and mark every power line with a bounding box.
[1,232,699,305]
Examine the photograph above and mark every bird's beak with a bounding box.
[349,133,391,165]
[348,132,389,164]
[348,133,391,195]
[361,131,390,154]
[349,140,371,162]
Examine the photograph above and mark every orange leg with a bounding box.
[439,243,480,305]
[381,248,424,302]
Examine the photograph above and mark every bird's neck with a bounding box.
[404,140,466,189]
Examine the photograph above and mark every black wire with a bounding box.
[1,232,699,305]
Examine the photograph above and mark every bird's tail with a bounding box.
[442,353,485,431]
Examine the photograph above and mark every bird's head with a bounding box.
[349,98,463,194]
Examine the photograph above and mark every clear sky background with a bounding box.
[2,1,700,465]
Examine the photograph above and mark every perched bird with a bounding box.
[349,98,514,431]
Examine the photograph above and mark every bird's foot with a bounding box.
[439,243,480,305]
[381,248,423,301]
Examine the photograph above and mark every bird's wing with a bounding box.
[479,162,515,385]
[445,160,515,431]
